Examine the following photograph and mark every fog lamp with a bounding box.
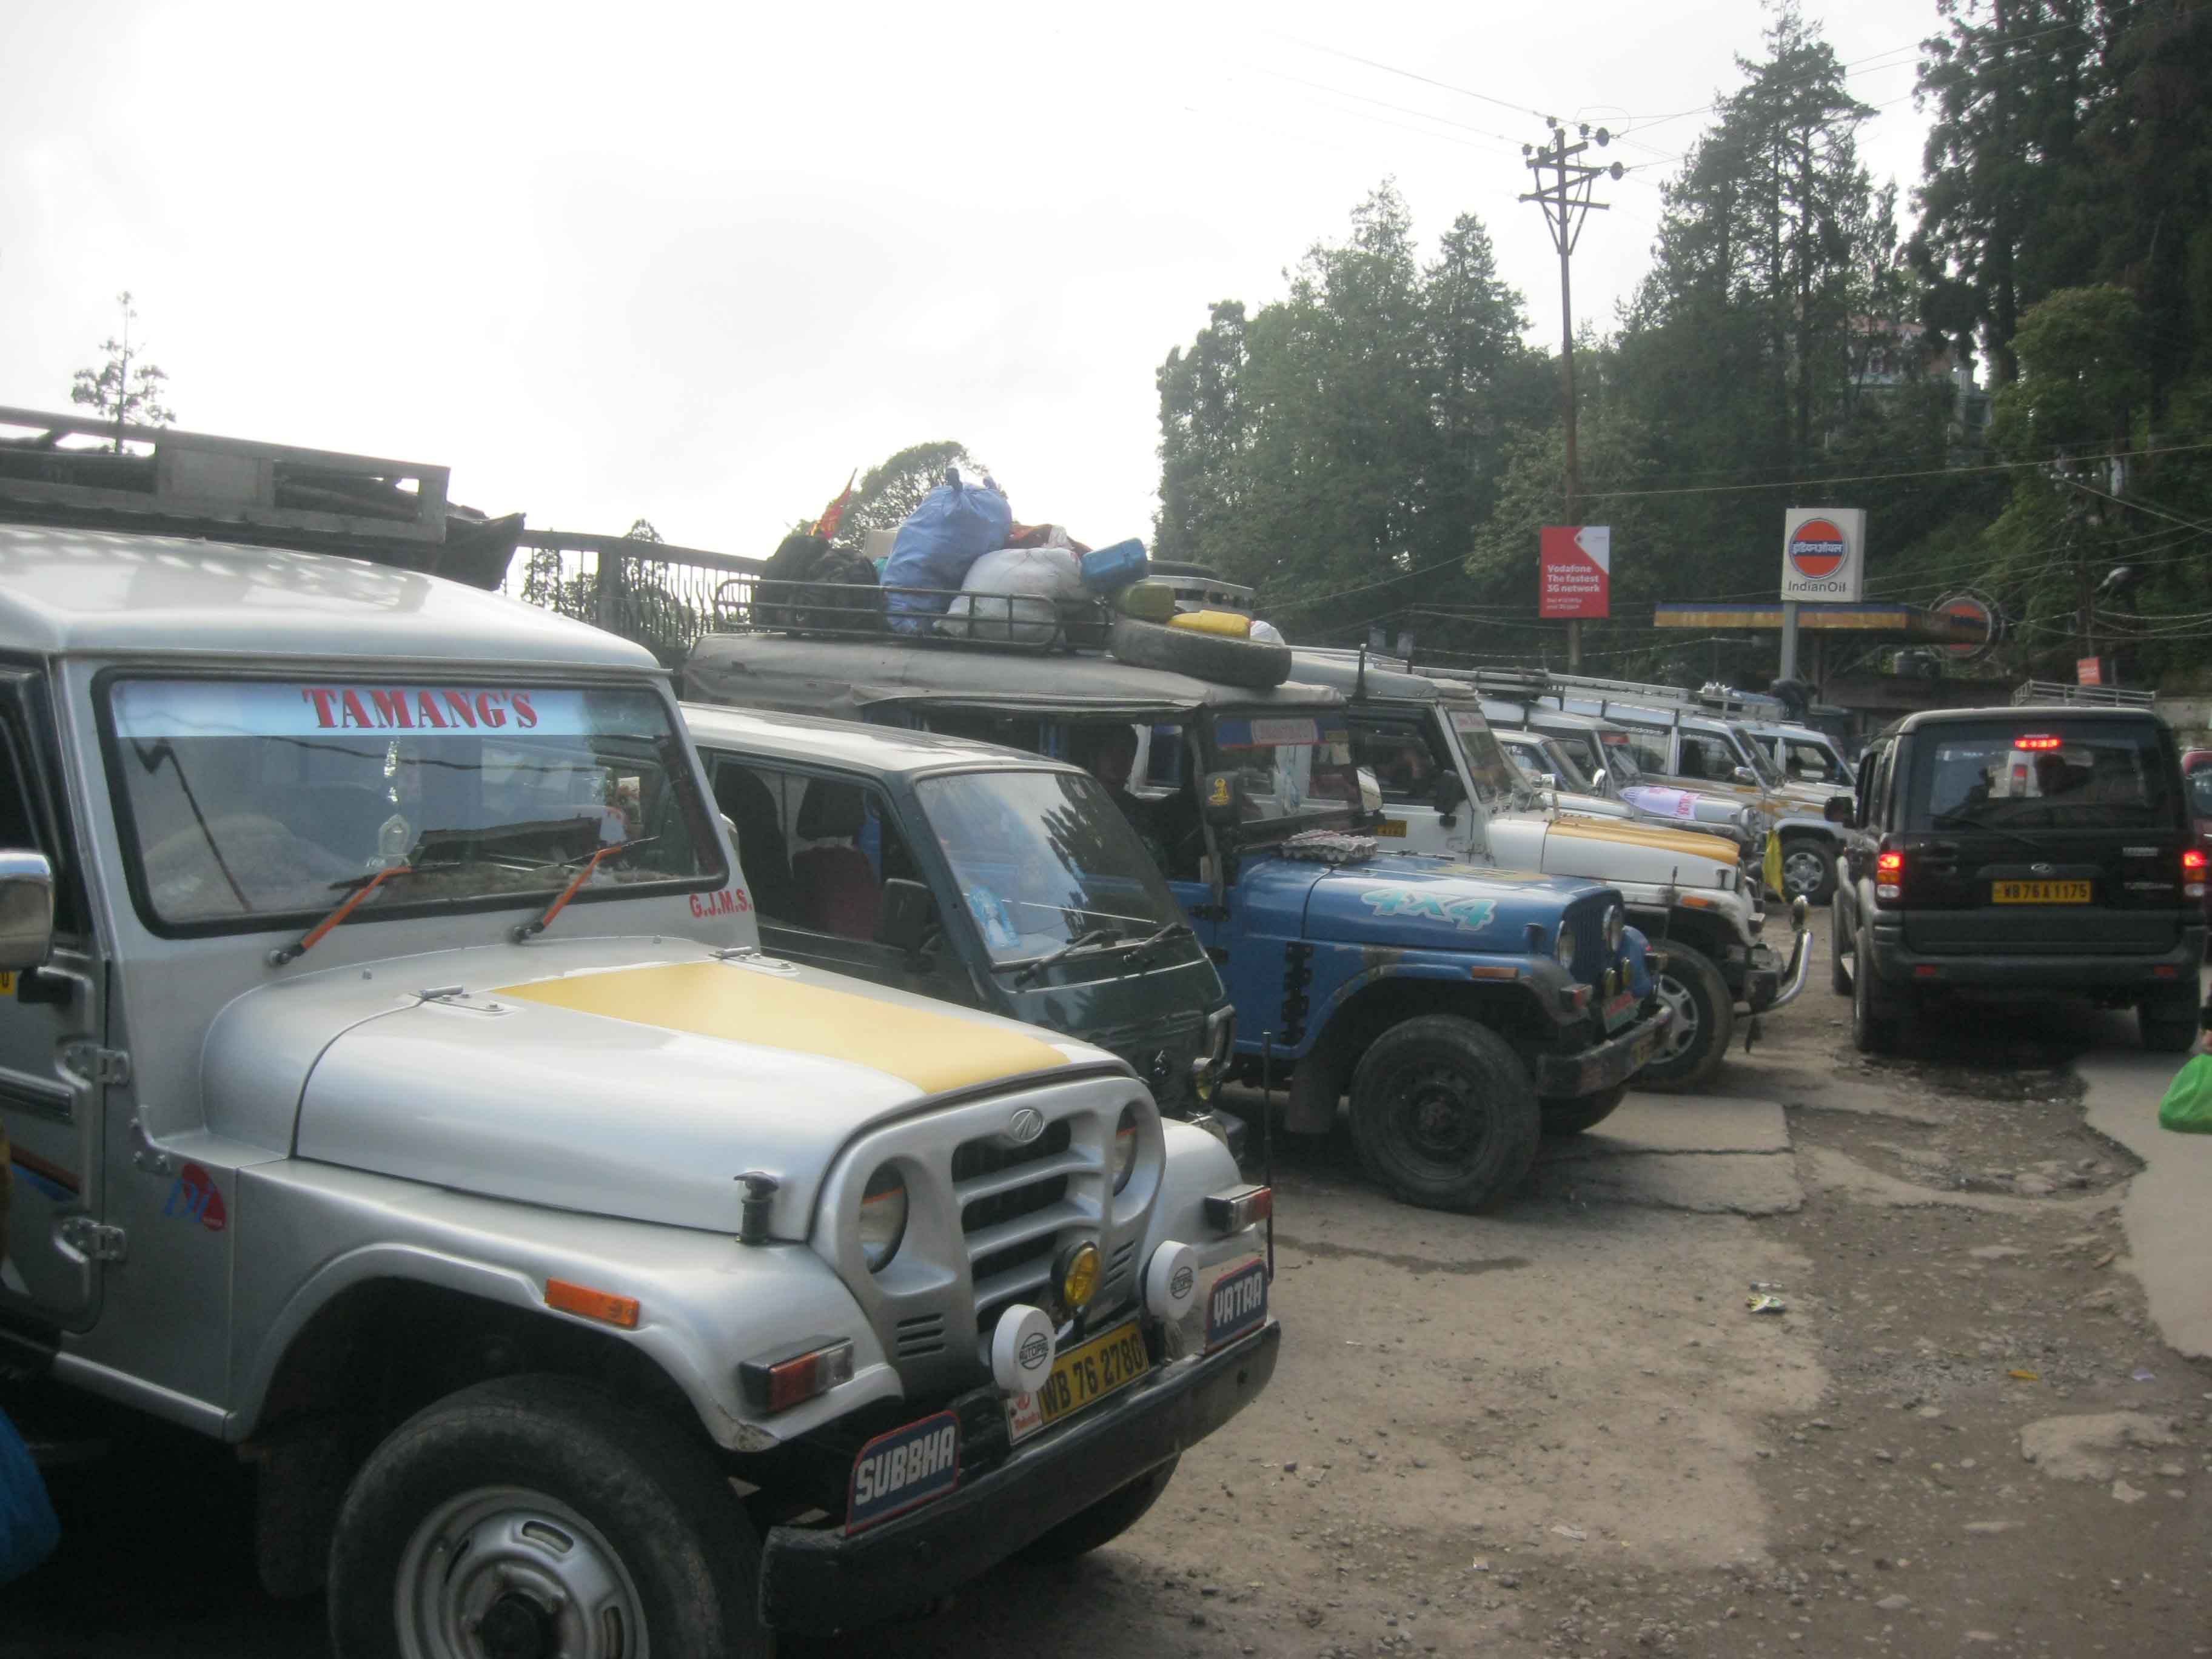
[1057,1240,1102,1312]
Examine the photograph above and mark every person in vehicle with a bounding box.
[1072,723,1200,877]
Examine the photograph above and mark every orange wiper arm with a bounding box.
[269,865,423,967]
[512,838,657,942]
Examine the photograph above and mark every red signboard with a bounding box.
[1788,518,1849,579]
[2077,656,2103,686]
[1539,526,1610,620]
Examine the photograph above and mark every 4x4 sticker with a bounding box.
[1358,889,1499,931]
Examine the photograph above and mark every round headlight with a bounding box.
[1113,1105,1141,1193]
[1604,906,1624,954]
[858,1164,907,1272]
[1056,1240,1102,1312]
[1553,925,1577,975]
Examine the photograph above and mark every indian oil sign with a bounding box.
[1780,507,1865,601]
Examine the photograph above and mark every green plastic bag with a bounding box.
[2157,1052,2212,1134]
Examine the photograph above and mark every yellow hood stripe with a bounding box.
[1548,815,1738,865]
[496,962,1070,1096]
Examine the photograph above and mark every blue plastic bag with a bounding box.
[882,468,1012,635]
[0,1404,60,1587]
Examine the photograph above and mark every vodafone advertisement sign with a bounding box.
[1780,506,1865,601]
[1539,525,1610,619]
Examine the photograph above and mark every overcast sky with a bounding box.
[0,0,1943,560]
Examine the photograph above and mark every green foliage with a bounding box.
[831,441,985,552]
[69,291,174,449]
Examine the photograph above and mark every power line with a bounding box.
[1579,438,2212,503]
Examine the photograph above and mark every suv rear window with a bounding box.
[1905,719,2174,832]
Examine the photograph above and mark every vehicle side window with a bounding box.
[710,760,913,942]
[0,712,80,936]
[1677,734,1734,782]
[1864,745,1892,830]
[1348,715,1447,805]
[1620,728,1671,777]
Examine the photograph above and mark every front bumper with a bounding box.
[758,1320,1282,1634]
[1533,1005,1671,1098]
[1868,921,2207,993]
[1743,905,1812,1013]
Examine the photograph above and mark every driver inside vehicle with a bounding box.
[1071,722,1201,879]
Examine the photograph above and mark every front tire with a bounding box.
[1780,837,1837,906]
[1638,943,1734,1093]
[1019,1456,1178,1564]
[328,1375,767,1659]
[1540,1082,1628,1137]
[1348,1016,1541,1212]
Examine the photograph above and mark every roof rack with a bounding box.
[2010,679,2155,709]
[0,403,520,589]
[711,578,1113,655]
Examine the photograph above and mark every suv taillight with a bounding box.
[2185,846,2206,899]
[1875,849,1904,902]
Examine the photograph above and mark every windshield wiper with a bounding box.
[267,862,458,966]
[512,837,659,942]
[1928,810,2062,856]
[1126,919,1195,962]
[1012,928,1121,985]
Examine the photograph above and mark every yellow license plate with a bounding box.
[1992,880,2091,904]
[0,970,12,995]
[1005,1319,1150,1444]
[1376,819,1407,838]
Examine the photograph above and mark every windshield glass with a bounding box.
[1537,737,1594,792]
[913,768,1185,963]
[2190,769,2212,820]
[1906,720,2176,832]
[1725,725,1784,786]
[1779,733,1853,786]
[1589,727,1643,783]
[110,679,719,928]
[1443,709,1522,804]
[1206,711,1362,827]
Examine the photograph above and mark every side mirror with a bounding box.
[1590,768,1608,792]
[0,850,55,972]
[1201,771,1244,828]
[1732,766,1760,786]
[1823,794,1854,826]
[875,877,937,957]
[1539,772,1560,789]
[1355,767,1383,816]
[1434,771,1466,813]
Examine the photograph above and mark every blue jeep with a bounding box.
[687,636,1669,1212]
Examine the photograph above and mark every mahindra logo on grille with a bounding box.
[1147,1050,1172,1084]
[1006,1107,1045,1145]
[2031,862,2056,877]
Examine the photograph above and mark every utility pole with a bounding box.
[1521,123,1621,669]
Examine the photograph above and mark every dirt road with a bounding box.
[8,913,2210,1657]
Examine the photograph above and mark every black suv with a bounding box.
[1829,705,2208,1053]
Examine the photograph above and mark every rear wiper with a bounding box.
[1012,928,1120,985]
[512,837,659,942]
[1929,811,2057,856]
[268,863,459,967]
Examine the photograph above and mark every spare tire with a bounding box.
[1108,615,1292,689]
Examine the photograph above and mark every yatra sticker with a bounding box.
[1205,1258,1270,1351]
[1358,888,1500,931]
[846,1411,960,1534]
[163,1162,227,1232]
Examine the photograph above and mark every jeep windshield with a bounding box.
[1206,710,1363,833]
[912,767,1188,967]
[1442,709,1525,804]
[107,678,722,928]
[1907,719,2176,833]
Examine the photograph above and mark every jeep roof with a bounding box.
[1875,704,2172,743]
[686,632,1346,717]
[681,700,1073,777]
[0,523,652,671]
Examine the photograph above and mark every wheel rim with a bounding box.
[1651,973,1701,1062]
[1379,1061,1492,1181]
[396,1486,649,1659]
[1781,847,1827,899]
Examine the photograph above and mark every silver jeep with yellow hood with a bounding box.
[0,523,1276,1656]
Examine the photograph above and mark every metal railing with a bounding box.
[504,531,765,667]
[709,578,1112,654]
[2010,679,2156,709]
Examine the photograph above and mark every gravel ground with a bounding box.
[7,913,2210,1658]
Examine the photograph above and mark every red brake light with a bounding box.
[1875,851,1905,876]
[2184,848,2207,873]
[2013,735,2062,751]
